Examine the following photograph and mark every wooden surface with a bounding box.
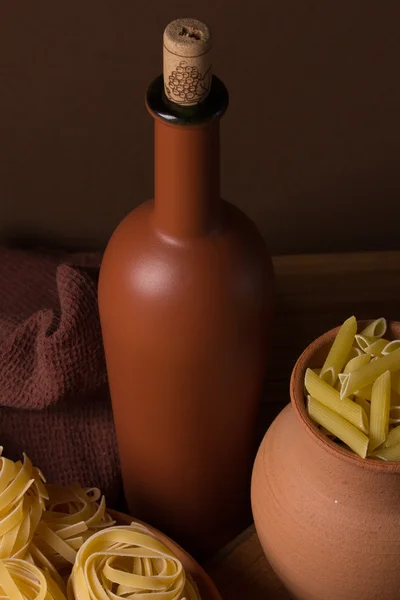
[206,250,400,600]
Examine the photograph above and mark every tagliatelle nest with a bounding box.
[0,450,202,600]
[30,483,115,588]
[67,523,201,600]
[0,557,67,600]
[0,450,47,560]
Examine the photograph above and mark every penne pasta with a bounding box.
[320,369,335,385]
[320,316,357,386]
[364,339,389,357]
[390,407,400,421]
[355,335,390,356]
[383,425,400,448]
[360,318,387,338]
[312,368,322,376]
[391,371,400,395]
[320,426,336,438]
[346,347,363,361]
[354,397,371,420]
[354,384,373,401]
[307,396,368,458]
[391,390,400,406]
[304,316,400,460]
[336,374,347,392]
[340,347,400,399]
[305,369,368,434]
[370,442,400,461]
[343,353,371,374]
[369,371,391,452]
[382,340,400,355]
[355,334,377,352]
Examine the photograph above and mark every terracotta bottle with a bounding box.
[98,18,274,555]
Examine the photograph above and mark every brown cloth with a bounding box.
[0,247,121,505]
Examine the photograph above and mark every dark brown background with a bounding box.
[1,1,399,255]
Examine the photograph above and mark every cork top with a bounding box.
[163,18,212,107]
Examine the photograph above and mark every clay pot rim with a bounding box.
[290,319,400,473]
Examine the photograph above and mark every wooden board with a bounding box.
[206,250,400,599]
[207,526,288,600]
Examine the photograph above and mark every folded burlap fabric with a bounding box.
[0,247,121,505]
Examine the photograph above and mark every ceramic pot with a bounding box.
[251,321,400,600]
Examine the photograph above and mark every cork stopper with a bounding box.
[163,18,212,107]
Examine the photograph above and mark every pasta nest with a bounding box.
[30,484,115,588]
[67,523,200,600]
[0,557,67,600]
[0,450,47,560]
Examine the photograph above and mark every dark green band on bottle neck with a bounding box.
[146,75,229,126]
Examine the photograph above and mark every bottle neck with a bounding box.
[153,119,221,238]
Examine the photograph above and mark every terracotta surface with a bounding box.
[251,321,400,600]
[98,35,274,555]
[110,509,222,600]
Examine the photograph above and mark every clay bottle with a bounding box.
[98,18,274,555]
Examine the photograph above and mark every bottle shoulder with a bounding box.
[100,200,272,306]
[98,200,274,344]
[102,199,269,263]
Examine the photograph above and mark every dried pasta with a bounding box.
[389,405,400,425]
[340,347,400,399]
[306,316,400,461]
[0,449,202,600]
[360,318,387,338]
[0,558,66,600]
[355,335,379,352]
[0,451,47,560]
[307,396,368,458]
[369,371,391,451]
[382,340,400,355]
[67,523,200,600]
[354,397,371,420]
[305,369,368,433]
[391,390,400,406]
[343,353,371,374]
[346,347,363,360]
[31,483,115,584]
[354,384,373,401]
[391,371,400,395]
[356,335,390,356]
[371,443,400,461]
[382,425,400,448]
[0,447,116,593]
[320,316,357,386]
